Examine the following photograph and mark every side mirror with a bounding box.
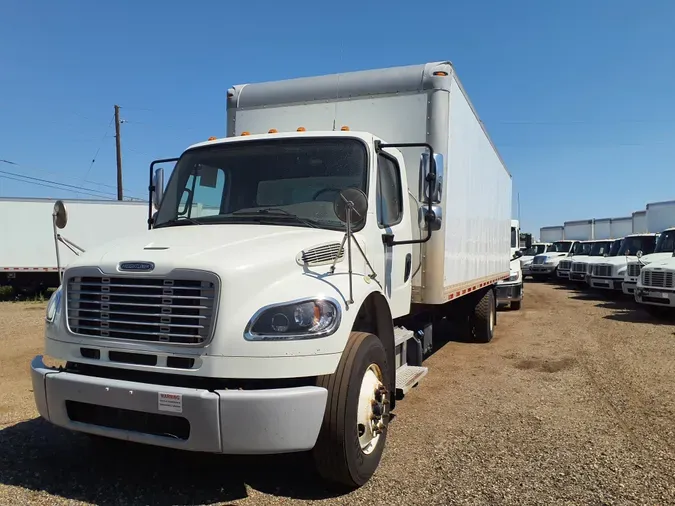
[636,250,643,259]
[52,200,68,229]
[418,152,444,204]
[152,168,165,209]
[418,204,443,232]
[525,235,532,249]
[513,250,523,259]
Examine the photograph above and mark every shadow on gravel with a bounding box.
[0,418,345,505]
[603,306,675,325]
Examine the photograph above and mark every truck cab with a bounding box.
[31,61,514,489]
[569,239,614,282]
[557,240,592,281]
[530,240,580,281]
[634,254,675,317]
[623,227,675,296]
[520,242,552,278]
[589,233,658,292]
[496,219,527,310]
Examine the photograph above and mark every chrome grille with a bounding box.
[642,270,675,289]
[593,265,613,277]
[559,260,572,270]
[627,264,642,278]
[66,272,217,346]
[572,262,587,273]
[533,256,546,265]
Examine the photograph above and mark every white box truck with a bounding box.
[623,200,675,295]
[540,226,563,243]
[593,218,611,240]
[632,210,647,233]
[610,216,633,238]
[0,198,149,295]
[557,220,594,280]
[30,62,512,488]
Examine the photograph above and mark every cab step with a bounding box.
[395,364,428,396]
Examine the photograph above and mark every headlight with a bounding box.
[245,297,341,341]
[508,271,519,282]
[45,285,63,323]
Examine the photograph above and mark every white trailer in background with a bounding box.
[610,216,633,239]
[624,200,675,296]
[31,61,513,488]
[593,218,611,240]
[0,198,149,295]
[557,220,594,280]
[540,226,564,243]
[632,210,647,234]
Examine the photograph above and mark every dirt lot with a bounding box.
[0,282,674,505]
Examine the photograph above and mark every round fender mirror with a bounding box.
[53,200,68,229]
[334,188,368,225]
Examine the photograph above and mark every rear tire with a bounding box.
[472,289,496,343]
[312,332,391,489]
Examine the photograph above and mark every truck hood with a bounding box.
[535,252,568,261]
[642,257,675,272]
[66,224,352,277]
[570,255,590,263]
[633,252,674,266]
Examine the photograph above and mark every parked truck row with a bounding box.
[529,200,675,316]
[29,62,533,488]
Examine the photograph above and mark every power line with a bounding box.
[0,174,116,199]
[83,113,115,181]
[0,159,145,199]
[0,169,116,197]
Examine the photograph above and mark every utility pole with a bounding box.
[114,104,123,201]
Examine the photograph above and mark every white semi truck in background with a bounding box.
[0,198,148,296]
[623,200,675,296]
[520,242,552,279]
[557,220,595,280]
[31,62,514,488]
[496,219,526,310]
[529,239,580,280]
[569,239,615,283]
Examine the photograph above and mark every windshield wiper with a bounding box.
[155,216,203,228]
[232,208,321,228]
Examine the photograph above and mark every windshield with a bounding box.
[550,241,572,253]
[589,241,612,256]
[571,242,591,255]
[154,138,368,230]
[523,244,546,256]
[654,230,675,253]
[609,239,622,256]
[618,235,657,256]
[511,227,518,248]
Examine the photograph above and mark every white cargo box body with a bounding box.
[540,226,564,242]
[632,210,647,233]
[0,198,149,271]
[563,219,594,241]
[227,61,512,304]
[610,217,632,238]
[594,218,611,239]
[646,200,675,233]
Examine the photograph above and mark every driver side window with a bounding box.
[376,154,403,228]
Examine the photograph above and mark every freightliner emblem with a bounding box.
[119,261,155,272]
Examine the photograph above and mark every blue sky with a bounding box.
[1,0,674,236]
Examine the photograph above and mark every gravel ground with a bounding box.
[0,282,674,505]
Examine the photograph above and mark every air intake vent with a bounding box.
[297,242,345,267]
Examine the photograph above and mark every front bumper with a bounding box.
[635,287,675,307]
[31,355,327,454]
[530,265,556,275]
[569,271,588,282]
[589,276,624,291]
[557,269,570,279]
[623,279,637,295]
[496,282,523,304]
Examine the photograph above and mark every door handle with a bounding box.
[404,253,412,282]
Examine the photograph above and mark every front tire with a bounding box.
[312,332,391,488]
[511,300,522,310]
[472,289,496,343]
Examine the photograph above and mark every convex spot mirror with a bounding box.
[418,152,444,204]
[53,200,68,229]
[334,188,368,225]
